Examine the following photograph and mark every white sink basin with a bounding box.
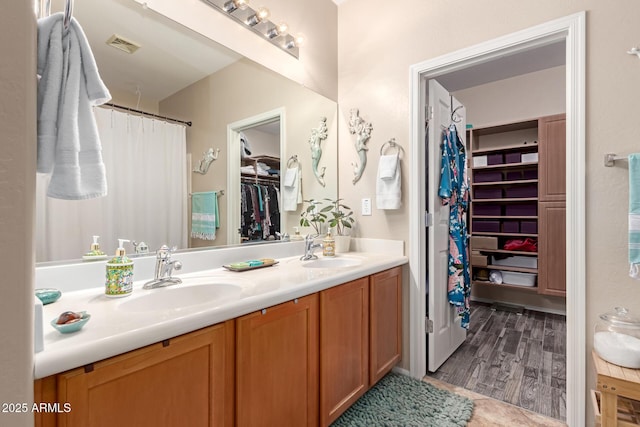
[118,283,242,312]
[301,256,363,269]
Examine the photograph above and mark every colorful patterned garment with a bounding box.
[438,124,471,329]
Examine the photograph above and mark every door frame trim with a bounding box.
[227,108,286,244]
[408,12,585,426]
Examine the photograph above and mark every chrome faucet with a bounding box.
[143,245,183,289]
[300,234,322,261]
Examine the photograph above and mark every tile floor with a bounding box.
[422,376,567,426]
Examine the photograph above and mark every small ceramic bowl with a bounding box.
[50,311,90,334]
[35,288,62,305]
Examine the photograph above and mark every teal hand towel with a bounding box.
[630,154,640,278]
[191,191,219,240]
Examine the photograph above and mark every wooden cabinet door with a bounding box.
[51,321,235,427]
[320,277,369,426]
[538,114,566,202]
[370,266,402,385]
[538,202,566,297]
[236,294,319,427]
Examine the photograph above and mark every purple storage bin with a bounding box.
[487,153,504,165]
[523,169,538,180]
[505,184,538,198]
[474,171,502,183]
[472,220,500,233]
[520,221,538,234]
[474,188,502,199]
[505,152,522,164]
[473,204,502,216]
[505,171,523,181]
[502,220,520,233]
[505,203,538,216]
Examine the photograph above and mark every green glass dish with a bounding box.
[35,288,62,305]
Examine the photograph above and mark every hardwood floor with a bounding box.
[427,302,567,422]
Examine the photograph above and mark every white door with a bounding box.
[427,79,467,372]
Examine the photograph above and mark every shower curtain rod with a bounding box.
[101,103,192,127]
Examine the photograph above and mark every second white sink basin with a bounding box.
[118,283,242,312]
[302,256,363,269]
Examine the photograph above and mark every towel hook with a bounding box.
[63,0,74,30]
[380,138,403,156]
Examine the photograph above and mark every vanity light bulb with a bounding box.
[294,33,306,48]
[276,22,289,36]
[256,7,270,21]
[235,0,250,10]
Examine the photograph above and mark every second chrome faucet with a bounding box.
[144,245,182,289]
[300,234,322,261]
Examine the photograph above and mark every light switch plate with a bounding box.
[362,198,372,216]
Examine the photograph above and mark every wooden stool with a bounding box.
[593,351,640,426]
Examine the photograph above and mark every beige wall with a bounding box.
[454,66,566,127]
[337,0,640,424]
[1,1,36,426]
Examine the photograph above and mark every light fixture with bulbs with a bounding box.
[201,0,302,58]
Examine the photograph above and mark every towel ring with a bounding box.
[287,155,300,168]
[380,138,403,156]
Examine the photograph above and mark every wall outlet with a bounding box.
[361,198,372,216]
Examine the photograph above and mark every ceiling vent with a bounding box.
[106,34,141,54]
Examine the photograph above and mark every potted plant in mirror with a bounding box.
[299,199,327,237]
[324,198,355,253]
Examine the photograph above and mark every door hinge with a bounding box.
[425,317,433,334]
[425,211,433,227]
[425,105,434,126]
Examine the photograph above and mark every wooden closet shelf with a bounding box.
[473,248,538,256]
[472,215,538,220]
[472,161,538,170]
[472,280,539,293]
[472,197,538,203]
[472,144,538,155]
[479,264,538,274]
[472,179,538,186]
[472,232,538,237]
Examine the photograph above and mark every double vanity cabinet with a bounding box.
[34,266,402,427]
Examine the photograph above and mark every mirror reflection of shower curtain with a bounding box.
[36,108,188,262]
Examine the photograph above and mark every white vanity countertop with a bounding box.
[34,251,407,379]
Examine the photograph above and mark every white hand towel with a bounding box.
[283,167,302,211]
[284,167,298,188]
[379,154,399,180]
[376,156,401,210]
[37,13,112,200]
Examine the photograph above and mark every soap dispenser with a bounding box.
[323,230,335,257]
[105,239,134,298]
[82,235,108,261]
[290,227,304,241]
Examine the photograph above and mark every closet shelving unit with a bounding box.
[468,114,566,297]
[468,119,541,293]
[240,155,281,184]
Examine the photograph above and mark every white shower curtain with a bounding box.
[36,108,188,262]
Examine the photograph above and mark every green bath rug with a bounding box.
[332,372,474,427]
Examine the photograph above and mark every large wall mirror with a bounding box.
[36,0,337,264]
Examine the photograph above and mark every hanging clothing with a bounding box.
[438,124,471,329]
[240,182,281,241]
